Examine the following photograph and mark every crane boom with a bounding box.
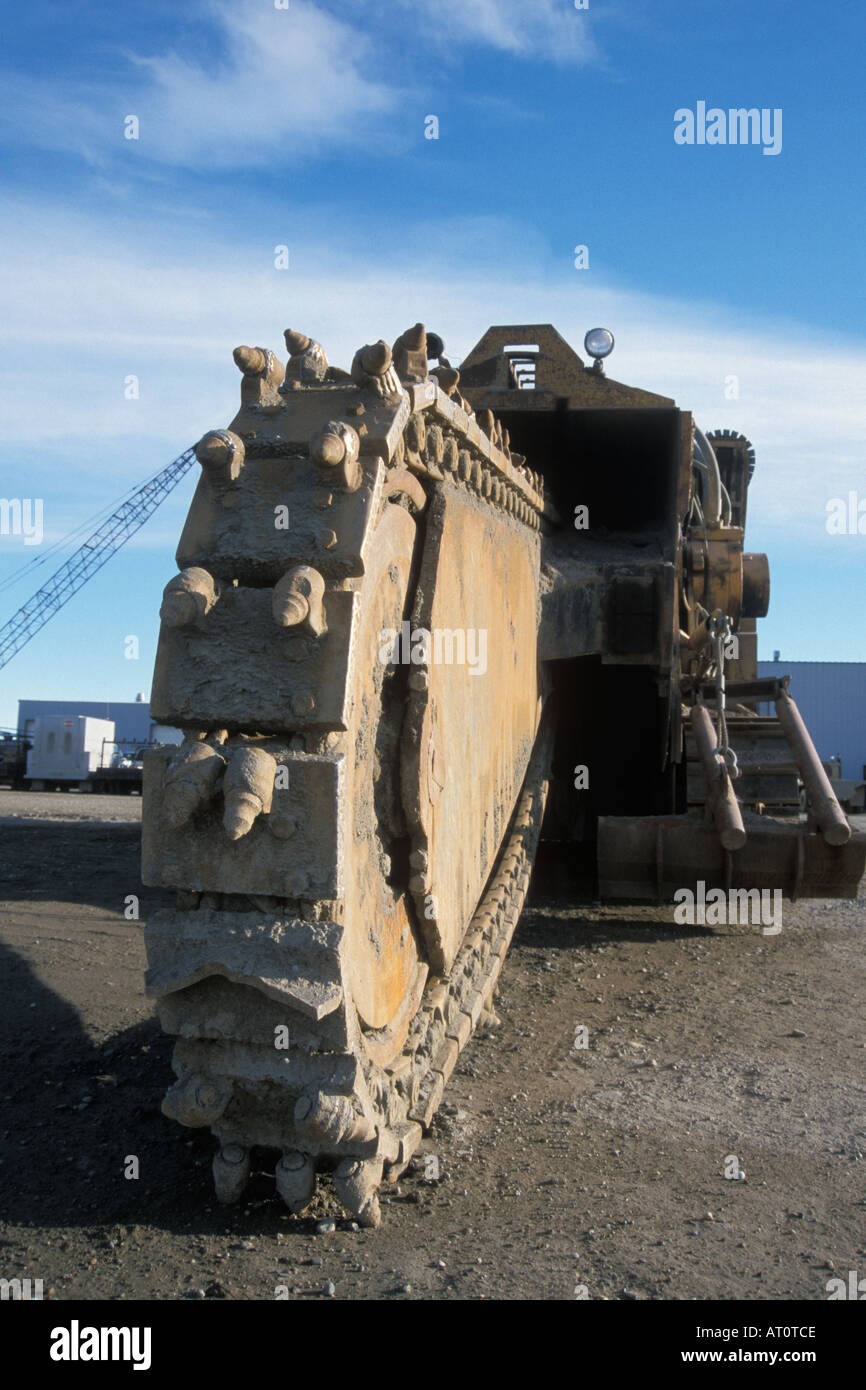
[0,447,197,671]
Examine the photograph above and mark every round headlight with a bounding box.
[584,327,615,360]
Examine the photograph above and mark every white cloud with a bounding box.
[1,195,864,551]
[130,0,399,167]
[387,0,600,63]
[0,0,400,170]
[0,0,607,173]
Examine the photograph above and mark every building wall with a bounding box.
[757,662,866,780]
[17,700,153,749]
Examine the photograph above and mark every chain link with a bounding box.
[707,609,739,780]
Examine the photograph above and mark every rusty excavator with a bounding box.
[141,323,866,1225]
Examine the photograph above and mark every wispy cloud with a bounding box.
[0,0,607,173]
[387,0,600,64]
[0,0,400,169]
[130,1,399,167]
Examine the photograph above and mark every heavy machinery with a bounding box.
[141,323,866,1225]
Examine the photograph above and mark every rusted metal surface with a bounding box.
[598,815,866,901]
[685,529,745,625]
[685,713,800,811]
[460,323,675,410]
[340,499,422,1035]
[400,483,541,974]
[689,703,746,850]
[775,690,851,845]
[741,551,770,618]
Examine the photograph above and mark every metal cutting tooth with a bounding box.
[334,1158,384,1228]
[213,1145,250,1204]
[275,1151,316,1213]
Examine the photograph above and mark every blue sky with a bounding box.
[1,0,864,729]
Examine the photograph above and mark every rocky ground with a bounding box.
[0,791,863,1301]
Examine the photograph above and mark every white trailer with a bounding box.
[26,716,116,788]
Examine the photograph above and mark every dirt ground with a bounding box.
[0,790,864,1302]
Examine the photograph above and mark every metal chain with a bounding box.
[708,609,739,780]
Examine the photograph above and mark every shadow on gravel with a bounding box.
[0,939,331,1244]
[516,906,719,950]
[0,813,231,1239]
[0,822,149,914]
[0,938,191,1232]
[524,849,721,946]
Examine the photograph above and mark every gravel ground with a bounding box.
[0,795,863,1301]
[0,789,142,824]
